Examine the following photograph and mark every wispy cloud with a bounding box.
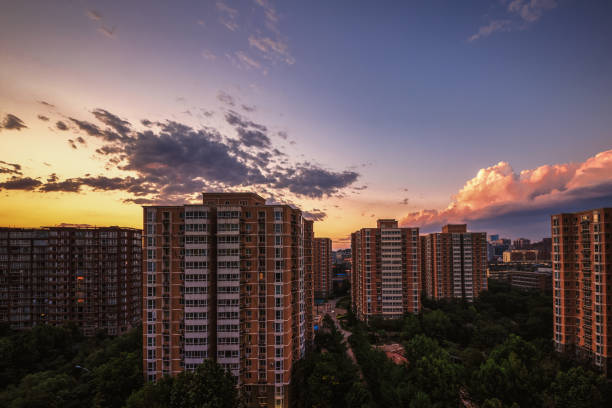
[468,19,512,42]
[98,26,117,39]
[201,49,217,60]
[86,10,102,21]
[216,1,239,31]
[248,35,295,65]
[469,0,558,42]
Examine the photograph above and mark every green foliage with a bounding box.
[550,367,607,408]
[0,325,142,408]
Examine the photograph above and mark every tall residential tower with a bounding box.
[143,192,310,407]
[351,219,420,321]
[552,208,611,374]
[421,224,487,302]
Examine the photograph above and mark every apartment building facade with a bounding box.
[143,192,309,407]
[303,220,314,349]
[552,208,612,374]
[351,219,420,321]
[313,237,332,299]
[0,226,142,336]
[421,224,487,301]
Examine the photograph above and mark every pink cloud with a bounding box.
[400,149,612,228]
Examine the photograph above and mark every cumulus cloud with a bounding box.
[400,149,612,235]
[1,114,27,131]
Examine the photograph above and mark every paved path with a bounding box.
[325,298,358,365]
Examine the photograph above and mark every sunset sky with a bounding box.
[1,0,611,248]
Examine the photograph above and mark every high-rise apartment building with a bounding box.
[552,208,611,374]
[313,238,332,299]
[303,220,314,349]
[421,224,487,302]
[143,192,310,407]
[351,219,420,321]
[0,226,142,336]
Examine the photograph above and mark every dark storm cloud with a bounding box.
[38,115,50,121]
[56,121,68,131]
[92,108,131,137]
[1,114,27,131]
[0,161,22,175]
[141,119,153,127]
[270,165,359,198]
[303,209,327,221]
[0,177,42,190]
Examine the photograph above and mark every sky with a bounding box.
[1,0,611,249]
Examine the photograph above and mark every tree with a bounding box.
[549,367,606,408]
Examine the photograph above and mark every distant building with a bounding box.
[314,238,332,299]
[0,226,142,336]
[502,249,539,263]
[488,268,552,293]
[421,224,488,302]
[488,238,511,262]
[489,234,499,242]
[513,237,531,249]
[351,219,420,321]
[552,208,612,375]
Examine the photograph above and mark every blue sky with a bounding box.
[1,0,611,246]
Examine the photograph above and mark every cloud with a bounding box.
[0,177,42,191]
[277,131,288,140]
[39,101,55,107]
[400,198,409,205]
[38,115,50,121]
[242,104,256,112]
[92,108,131,137]
[508,0,557,23]
[225,110,267,131]
[201,50,217,60]
[236,127,271,149]
[468,20,512,42]
[1,114,27,131]
[232,51,263,71]
[217,91,236,107]
[87,10,102,21]
[216,1,239,31]
[98,26,116,38]
[303,209,327,221]
[2,107,360,203]
[0,161,22,175]
[270,164,360,198]
[248,35,295,65]
[469,0,557,41]
[400,149,612,236]
[56,121,68,131]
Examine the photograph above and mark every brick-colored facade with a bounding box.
[313,238,332,299]
[303,220,314,349]
[421,224,487,301]
[0,226,142,336]
[351,219,420,321]
[143,192,311,407]
[552,208,612,375]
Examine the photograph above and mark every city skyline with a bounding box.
[2,0,612,249]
